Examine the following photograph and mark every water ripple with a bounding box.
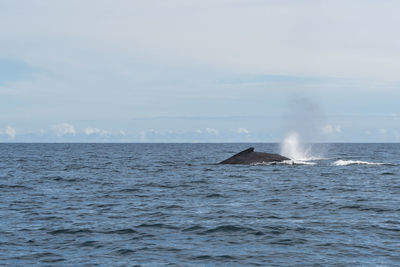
[1,143,400,266]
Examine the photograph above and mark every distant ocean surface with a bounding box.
[1,143,400,266]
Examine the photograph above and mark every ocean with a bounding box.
[0,143,399,266]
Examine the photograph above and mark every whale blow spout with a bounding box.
[219,147,290,165]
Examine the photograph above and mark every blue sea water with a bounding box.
[0,143,399,266]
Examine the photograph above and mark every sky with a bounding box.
[1,0,400,142]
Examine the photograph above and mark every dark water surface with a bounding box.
[1,143,399,266]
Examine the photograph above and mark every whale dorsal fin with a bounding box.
[234,147,254,156]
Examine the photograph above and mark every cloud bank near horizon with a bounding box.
[1,114,400,143]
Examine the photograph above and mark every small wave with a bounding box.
[155,204,183,209]
[201,225,263,235]
[226,174,246,178]
[206,193,224,198]
[12,252,65,262]
[0,184,33,190]
[182,225,205,232]
[63,164,87,171]
[381,172,396,176]
[269,238,307,245]
[38,216,62,221]
[115,248,135,255]
[191,255,213,260]
[48,228,92,235]
[182,224,205,232]
[190,179,208,184]
[332,160,387,166]
[119,188,141,193]
[191,255,237,261]
[263,225,288,235]
[78,241,99,247]
[339,204,393,212]
[339,204,362,210]
[104,229,139,235]
[137,223,179,230]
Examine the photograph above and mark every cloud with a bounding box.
[1,1,400,143]
[195,128,219,135]
[237,127,249,134]
[205,128,219,135]
[1,0,400,143]
[5,126,16,139]
[84,127,100,135]
[52,123,76,137]
[379,128,387,135]
[84,127,109,136]
[322,124,342,134]
[119,130,126,136]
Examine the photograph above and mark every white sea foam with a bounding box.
[251,160,316,166]
[282,160,317,166]
[332,160,386,166]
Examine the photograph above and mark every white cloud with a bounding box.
[195,128,219,135]
[119,130,126,136]
[237,127,249,134]
[52,123,76,137]
[379,128,387,135]
[5,126,16,140]
[84,127,100,135]
[205,128,219,135]
[322,124,341,134]
[84,127,109,136]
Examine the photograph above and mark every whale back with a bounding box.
[219,147,289,165]
[233,147,254,156]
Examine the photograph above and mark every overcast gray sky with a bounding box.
[1,0,400,142]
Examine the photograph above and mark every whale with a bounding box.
[219,147,290,165]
